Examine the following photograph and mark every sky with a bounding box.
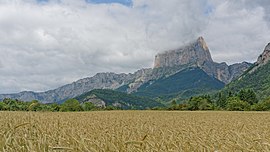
[0,0,270,94]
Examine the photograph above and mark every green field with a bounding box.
[0,111,270,151]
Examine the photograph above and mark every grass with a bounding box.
[0,111,270,151]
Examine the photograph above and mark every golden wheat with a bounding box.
[0,111,269,152]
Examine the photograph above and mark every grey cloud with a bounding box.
[202,0,270,64]
[0,0,269,93]
[0,61,3,69]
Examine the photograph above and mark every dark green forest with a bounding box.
[134,67,225,100]
[75,89,164,110]
[225,61,270,100]
[168,89,270,111]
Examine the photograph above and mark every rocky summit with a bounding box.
[154,37,251,84]
[154,37,213,68]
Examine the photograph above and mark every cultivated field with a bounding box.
[0,111,270,152]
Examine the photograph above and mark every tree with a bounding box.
[238,89,258,105]
[28,100,41,111]
[188,96,213,110]
[3,98,20,111]
[216,92,227,108]
[188,97,199,110]
[60,99,82,112]
[105,105,118,110]
[82,102,95,111]
[169,99,178,110]
[49,103,61,112]
[228,91,234,97]
[198,98,212,110]
[251,98,270,111]
[226,97,250,111]
[0,102,7,110]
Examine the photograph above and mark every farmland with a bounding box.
[0,111,270,151]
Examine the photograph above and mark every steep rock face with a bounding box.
[229,62,252,81]
[250,43,270,72]
[201,61,230,83]
[257,43,270,65]
[201,61,251,84]
[126,68,153,93]
[153,37,251,84]
[249,43,270,73]
[154,37,213,68]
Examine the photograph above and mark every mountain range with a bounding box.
[0,37,255,105]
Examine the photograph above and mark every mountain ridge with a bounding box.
[0,36,251,103]
[225,42,270,100]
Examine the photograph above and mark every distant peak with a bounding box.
[197,36,204,41]
[197,36,209,51]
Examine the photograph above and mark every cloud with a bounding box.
[86,0,133,6]
[202,0,270,64]
[0,0,269,93]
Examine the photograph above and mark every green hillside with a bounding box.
[225,62,270,100]
[75,89,164,110]
[134,67,225,99]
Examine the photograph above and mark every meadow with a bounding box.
[0,111,269,152]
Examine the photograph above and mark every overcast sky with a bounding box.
[0,0,270,94]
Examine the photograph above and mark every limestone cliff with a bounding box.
[154,37,251,84]
[248,43,270,73]
[154,37,213,68]
[257,43,270,65]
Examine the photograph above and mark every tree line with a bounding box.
[0,98,119,112]
[166,89,270,111]
[0,89,269,111]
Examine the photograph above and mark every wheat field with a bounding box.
[0,111,269,152]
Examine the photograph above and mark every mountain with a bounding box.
[134,67,225,99]
[0,36,251,103]
[154,37,213,68]
[75,89,164,110]
[225,42,270,100]
[154,37,251,84]
[0,71,152,103]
